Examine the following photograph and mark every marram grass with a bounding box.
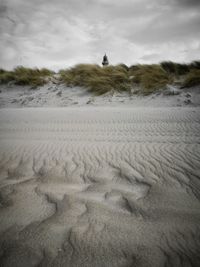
[1,61,200,94]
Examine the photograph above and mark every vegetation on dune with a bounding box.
[1,61,200,93]
[189,61,200,70]
[0,69,15,84]
[159,61,200,89]
[182,69,200,88]
[59,64,131,95]
[160,61,190,76]
[0,66,54,87]
[129,64,171,94]
[60,61,200,95]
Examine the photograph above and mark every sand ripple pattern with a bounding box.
[0,107,200,267]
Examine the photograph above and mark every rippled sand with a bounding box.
[0,107,200,267]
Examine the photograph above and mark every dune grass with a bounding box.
[129,64,171,94]
[182,69,200,88]
[59,64,131,95]
[0,67,54,87]
[0,69,15,84]
[160,61,190,76]
[1,61,200,93]
[60,61,200,95]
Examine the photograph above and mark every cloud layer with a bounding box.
[0,0,199,70]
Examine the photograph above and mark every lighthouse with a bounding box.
[102,53,109,66]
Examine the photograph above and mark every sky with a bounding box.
[0,0,200,70]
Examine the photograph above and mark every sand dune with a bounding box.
[1,82,200,108]
[0,107,200,266]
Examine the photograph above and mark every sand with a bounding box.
[1,82,200,108]
[0,105,200,267]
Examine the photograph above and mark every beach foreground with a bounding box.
[0,107,200,267]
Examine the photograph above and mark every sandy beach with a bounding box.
[0,105,200,267]
[1,0,200,264]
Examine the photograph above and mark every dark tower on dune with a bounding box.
[102,53,109,66]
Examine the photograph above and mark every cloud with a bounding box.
[130,11,200,44]
[140,53,161,61]
[171,0,200,7]
[0,0,199,70]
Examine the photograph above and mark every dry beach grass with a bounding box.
[0,67,54,87]
[1,61,200,95]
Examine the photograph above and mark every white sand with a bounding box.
[0,86,200,266]
[0,82,200,108]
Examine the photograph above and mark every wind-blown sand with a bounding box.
[0,105,200,267]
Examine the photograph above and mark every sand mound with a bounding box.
[0,107,200,266]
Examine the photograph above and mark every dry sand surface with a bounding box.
[1,83,200,108]
[0,106,200,267]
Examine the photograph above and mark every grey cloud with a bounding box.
[0,0,199,70]
[171,0,200,7]
[140,53,161,61]
[0,3,7,15]
[129,11,200,44]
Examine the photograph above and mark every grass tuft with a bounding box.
[182,69,200,88]
[190,61,200,70]
[0,66,54,87]
[59,64,131,95]
[160,61,190,76]
[129,64,171,94]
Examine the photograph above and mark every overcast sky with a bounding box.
[0,0,200,70]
